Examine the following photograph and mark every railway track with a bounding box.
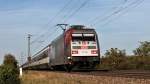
[51,70,150,79]
[70,70,150,79]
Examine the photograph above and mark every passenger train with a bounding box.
[22,25,100,71]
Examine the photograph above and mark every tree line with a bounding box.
[99,41,150,70]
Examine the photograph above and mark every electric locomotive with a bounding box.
[22,25,100,71]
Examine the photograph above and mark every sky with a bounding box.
[0,0,149,64]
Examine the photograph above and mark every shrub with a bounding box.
[0,65,20,84]
[0,54,20,84]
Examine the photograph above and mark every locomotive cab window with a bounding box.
[83,34,95,41]
[72,34,82,41]
[72,33,96,41]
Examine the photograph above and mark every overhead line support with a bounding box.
[27,34,32,62]
[56,24,68,33]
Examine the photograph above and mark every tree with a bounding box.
[101,48,127,70]
[0,65,20,84]
[133,41,150,56]
[3,54,18,68]
[132,41,150,69]
[0,54,20,84]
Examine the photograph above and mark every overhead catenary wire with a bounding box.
[30,25,55,44]
[31,0,91,56]
[31,0,73,44]
[98,0,145,27]
[31,0,145,57]
[31,0,90,45]
[31,0,124,55]
[32,26,60,56]
[61,0,80,22]
[31,0,90,54]
[32,24,70,55]
[86,0,128,25]
[31,0,84,54]
[90,0,142,26]
[62,0,90,23]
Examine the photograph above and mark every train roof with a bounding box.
[70,25,85,29]
[65,25,96,34]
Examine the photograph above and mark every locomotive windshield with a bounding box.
[72,33,95,41]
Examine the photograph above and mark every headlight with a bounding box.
[67,57,71,59]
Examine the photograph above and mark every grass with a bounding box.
[21,71,91,84]
[21,70,150,84]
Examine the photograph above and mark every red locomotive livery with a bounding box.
[22,25,100,71]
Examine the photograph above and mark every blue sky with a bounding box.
[0,0,149,64]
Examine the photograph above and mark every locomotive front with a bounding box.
[65,25,100,70]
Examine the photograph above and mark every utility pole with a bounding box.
[56,24,68,33]
[27,34,32,62]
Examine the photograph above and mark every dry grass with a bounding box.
[21,71,150,84]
